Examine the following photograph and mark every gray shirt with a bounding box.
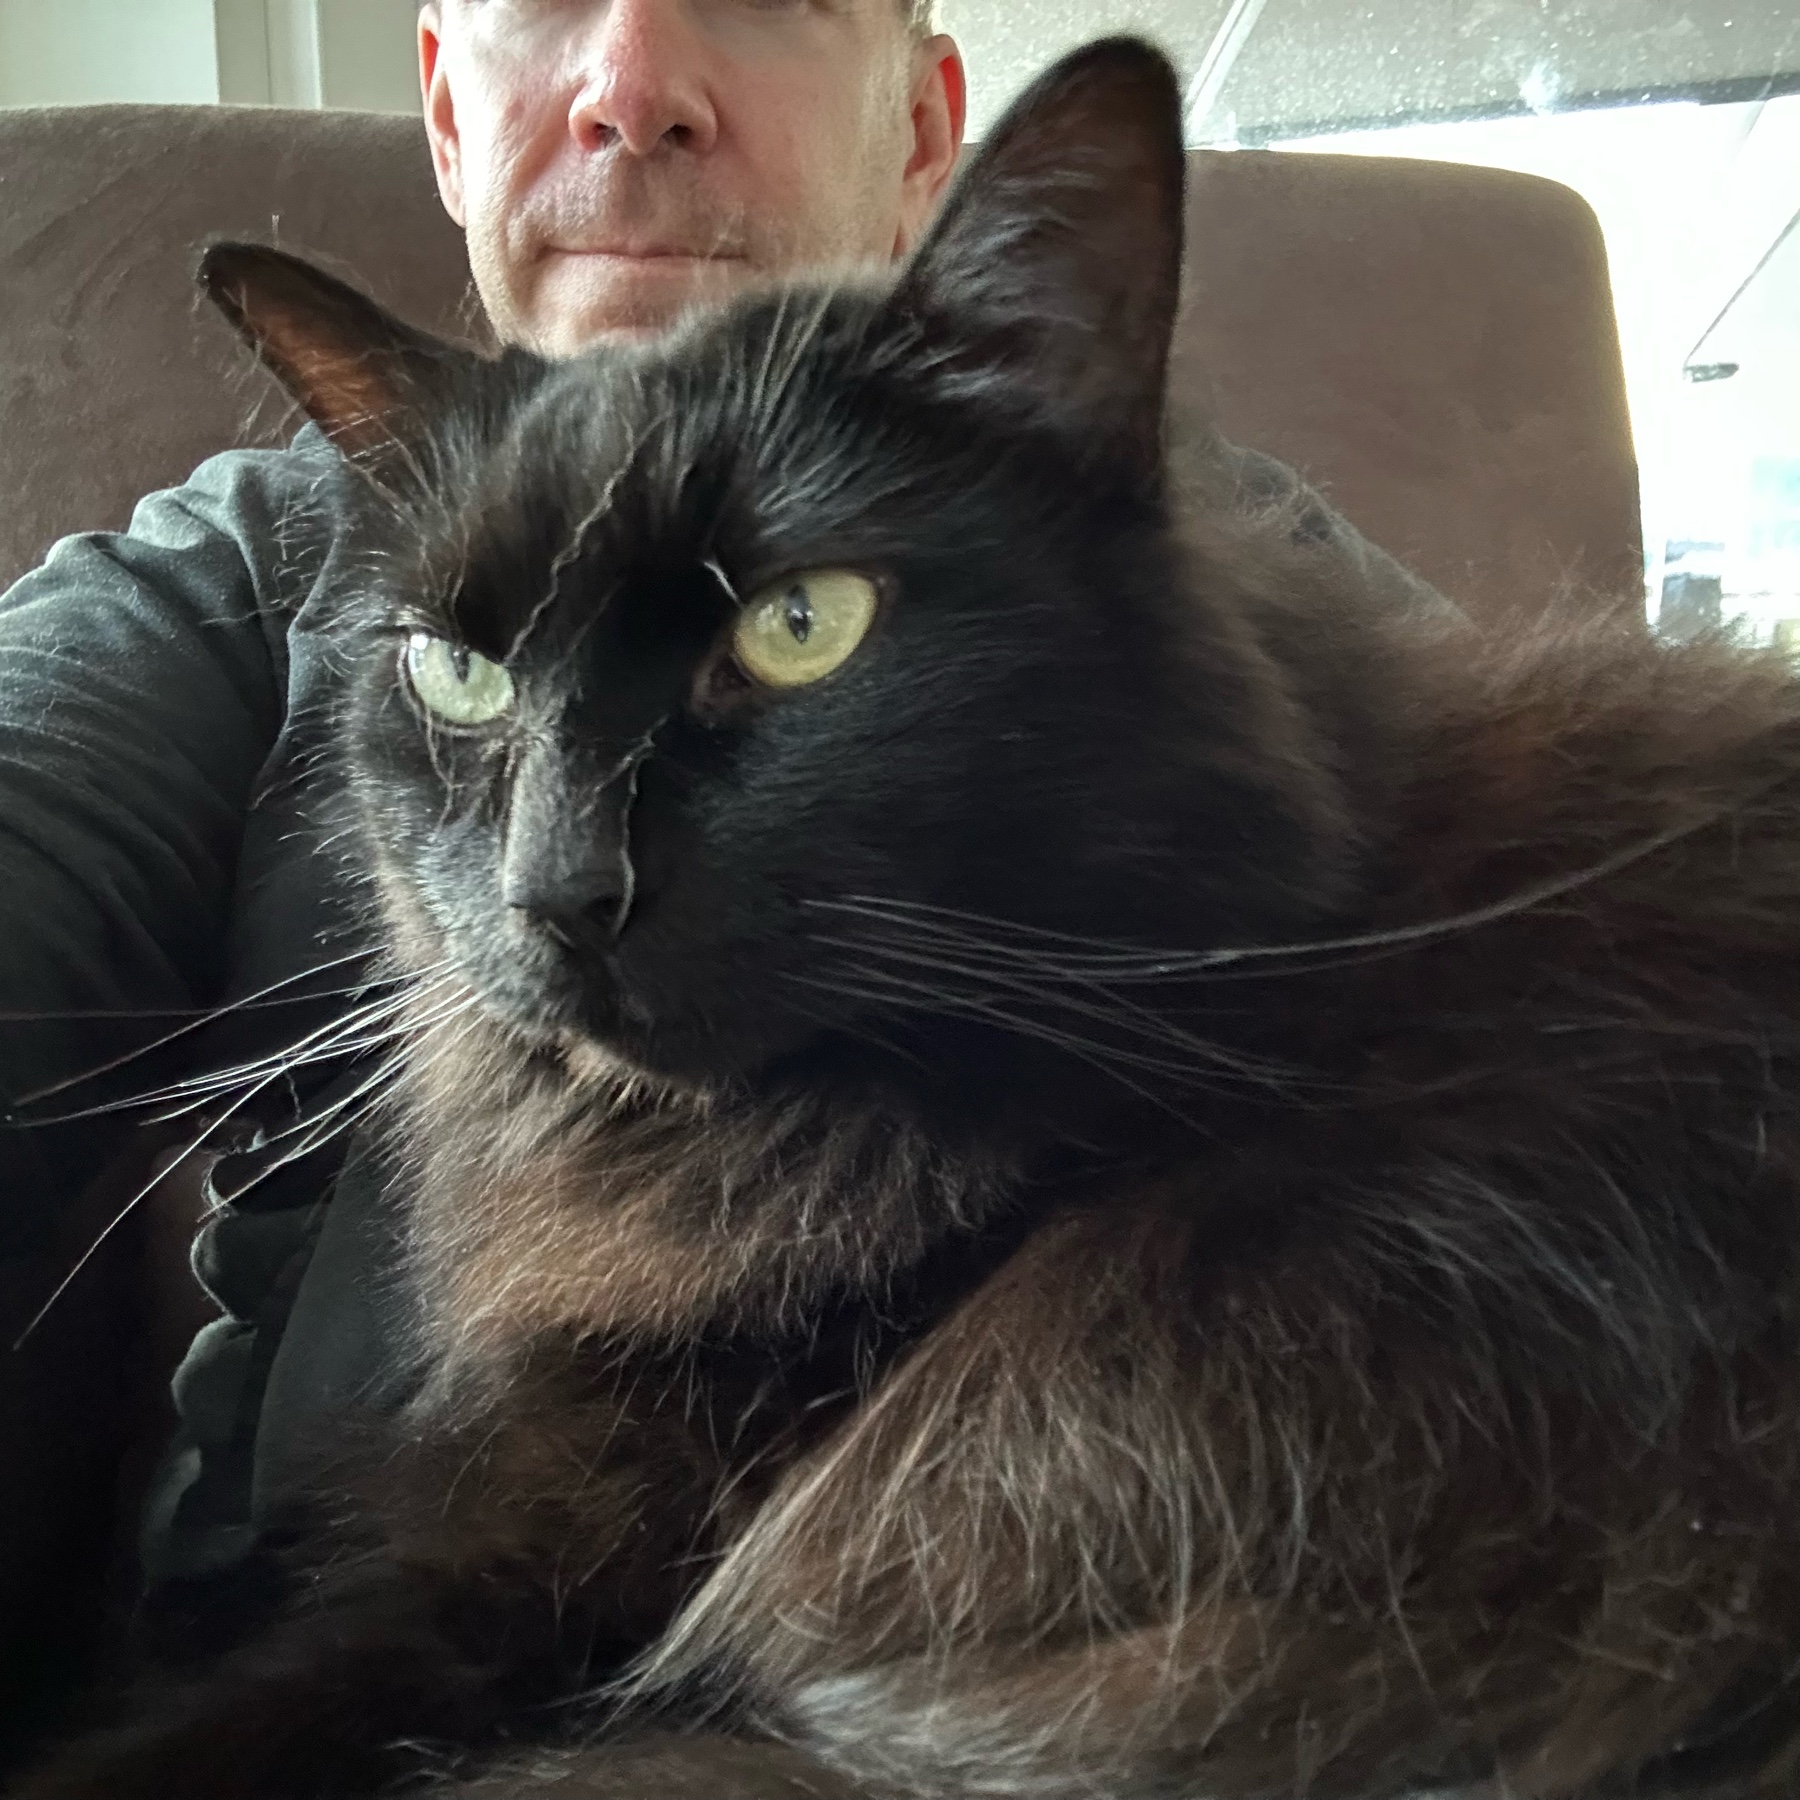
[0,427,360,1205]
[0,425,393,1599]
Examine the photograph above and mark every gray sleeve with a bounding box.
[0,441,334,1237]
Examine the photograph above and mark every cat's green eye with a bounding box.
[732,570,879,690]
[403,635,516,728]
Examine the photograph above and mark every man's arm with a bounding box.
[0,435,341,1240]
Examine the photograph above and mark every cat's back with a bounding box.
[1289,611,1800,1265]
[1384,614,1800,963]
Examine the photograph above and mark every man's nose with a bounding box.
[569,0,719,159]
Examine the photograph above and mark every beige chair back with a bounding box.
[0,109,1640,619]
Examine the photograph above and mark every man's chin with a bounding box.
[528,250,758,353]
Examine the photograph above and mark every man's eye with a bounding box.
[403,635,517,727]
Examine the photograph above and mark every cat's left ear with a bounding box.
[199,242,475,477]
[893,38,1187,478]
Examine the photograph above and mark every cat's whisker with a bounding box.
[190,987,486,1210]
[810,895,1272,980]
[10,1144,215,1352]
[798,960,1181,1085]
[508,420,657,665]
[14,966,458,1130]
[0,971,387,1028]
[210,1058,412,1206]
[791,969,1210,1133]
[411,995,491,1071]
[781,989,935,1080]
[5,949,416,1109]
[805,918,1317,1093]
[810,813,1738,985]
[20,984,435,1129]
[11,970,477,1347]
[216,986,476,1157]
[858,906,1416,988]
[818,895,1323,979]
[12,1030,381,1355]
[806,930,1314,1094]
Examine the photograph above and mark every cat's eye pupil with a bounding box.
[451,647,472,683]
[784,589,813,644]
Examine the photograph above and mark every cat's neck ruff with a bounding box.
[387,995,1023,1370]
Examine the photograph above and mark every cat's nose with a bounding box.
[504,863,632,948]
[501,739,646,946]
[501,801,636,945]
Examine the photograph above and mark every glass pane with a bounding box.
[946,0,1800,636]
[944,0,1800,141]
[945,0,1232,139]
[1273,86,1800,635]
[1197,0,1800,145]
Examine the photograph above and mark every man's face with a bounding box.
[421,0,965,356]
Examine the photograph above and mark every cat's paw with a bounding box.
[7,1713,369,1800]
[438,1736,885,1799]
[8,1732,199,1800]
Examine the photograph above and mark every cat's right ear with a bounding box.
[199,242,471,477]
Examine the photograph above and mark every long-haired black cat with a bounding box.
[19,35,1800,1800]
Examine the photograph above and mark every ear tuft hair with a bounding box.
[199,241,468,473]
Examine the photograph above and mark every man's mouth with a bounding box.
[531,246,758,343]
[548,243,747,266]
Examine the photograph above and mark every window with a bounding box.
[946,0,1800,635]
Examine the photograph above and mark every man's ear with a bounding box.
[893,38,1186,477]
[419,6,467,228]
[198,242,472,475]
[894,34,966,257]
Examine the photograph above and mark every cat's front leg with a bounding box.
[14,1360,747,1800]
[14,1539,641,1800]
[639,1196,1800,1799]
[444,1734,894,1798]
[14,1575,525,1800]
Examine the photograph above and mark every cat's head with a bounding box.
[202,40,1355,1119]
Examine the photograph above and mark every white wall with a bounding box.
[213,0,273,105]
[0,0,221,105]
[0,0,421,111]
[313,0,421,113]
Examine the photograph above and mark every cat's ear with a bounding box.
[894,38,1186,476]
[199,242,471,473]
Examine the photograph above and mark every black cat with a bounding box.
[21,36,1800,1800]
